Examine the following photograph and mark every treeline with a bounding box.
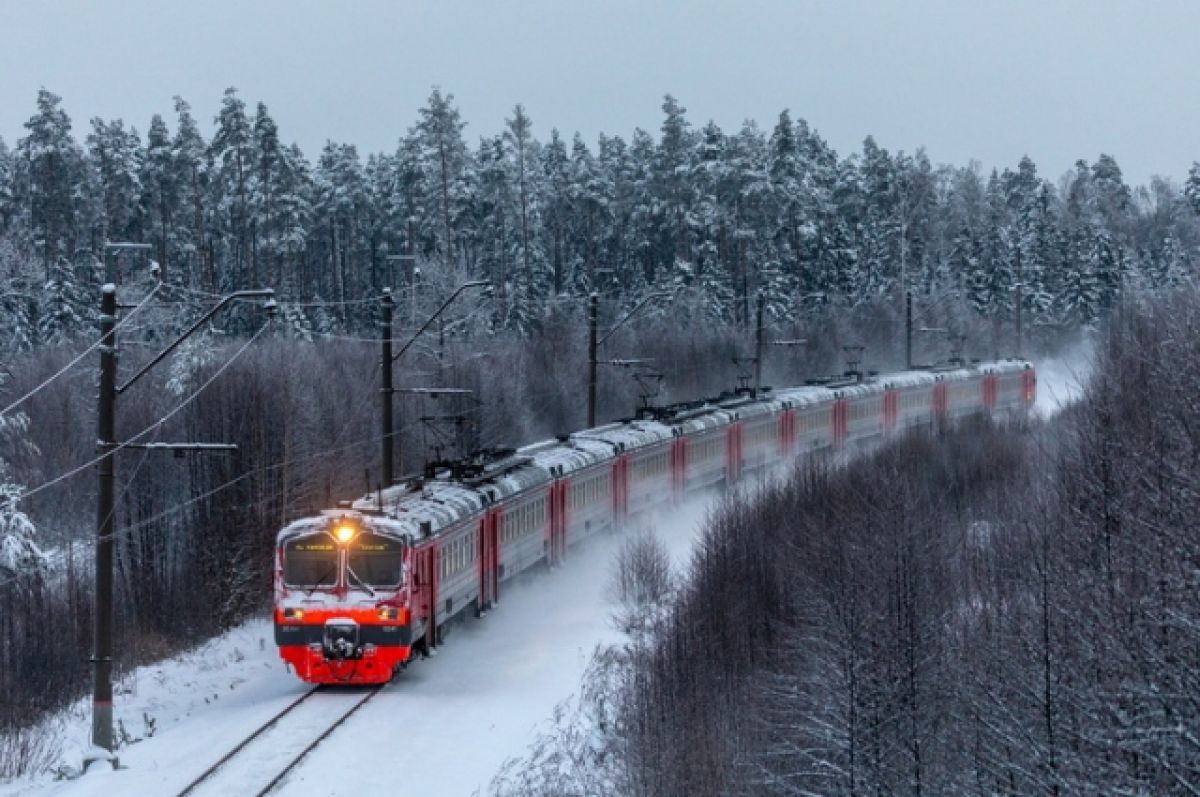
[3,86,1200,350]
[495,294,1200,795]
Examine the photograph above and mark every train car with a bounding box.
[274,359,1035,685]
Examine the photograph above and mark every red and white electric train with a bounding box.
[274,360,1036,684]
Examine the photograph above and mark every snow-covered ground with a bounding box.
[1,347,1091,797]
[0,502,710,797]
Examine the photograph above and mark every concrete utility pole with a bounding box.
[380,289,395,488]
[906,290,913,370]
[1015,251,1024,356]
[88,274,274,766]
[754,293,764,396]
[91,284,116,761]
[587,293,598,428]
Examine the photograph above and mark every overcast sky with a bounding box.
[1,0,1194,187]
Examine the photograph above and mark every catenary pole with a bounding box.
[88,277,272,767]
[91,284,117,757]
[754,293,765,396]
[906,290,913,370]
[587,292,598,428]
[381,289,395,487]
[1015,251,1024,356]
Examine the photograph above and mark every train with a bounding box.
[273,359,1036,684]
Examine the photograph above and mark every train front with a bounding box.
[274,512,413,684]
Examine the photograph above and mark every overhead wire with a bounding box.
[18,321,272,502]
[7,345,785,592]
[0,281,163,420]
[165,282,395,308]
[0,417,429,593]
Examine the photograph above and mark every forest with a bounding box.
[492,291,1200,796]
[1,86,1198,349]
[0,84,1194,776]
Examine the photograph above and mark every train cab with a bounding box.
[273,512,415,684]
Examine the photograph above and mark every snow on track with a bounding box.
[1,502,709,797]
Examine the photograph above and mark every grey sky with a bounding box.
[1,0,1194,187]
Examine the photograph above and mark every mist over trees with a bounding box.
[492,289,1200,796]
[2,86,1199,352]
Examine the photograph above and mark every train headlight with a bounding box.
[283,608,305,621]
[377,606,398,621]
[334,524,357,544]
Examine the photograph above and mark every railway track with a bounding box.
[175,683,385,797]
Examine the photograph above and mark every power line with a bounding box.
[19,321,272,502]
[0,282,162,420]
[0,418,428,594]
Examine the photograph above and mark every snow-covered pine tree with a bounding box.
[567,134,609,295]
[767,110,811,284]
[539,129,571,295]
[627,128,658,286]
[312,142,368,316]
[250,102,282,288]
[857,136,899,297]
[692,120,731,296]
[504,121,551,330]
[36,254,90,345]
[141,113,179,280]
[0,137,14,233]
[391,133,428,260]
[414,88,468,267]
[87,116,144,248]
[210,87,254,287]
[596,132,641,297]
[16,89,87,276]
[1185,162,1200,218]
[271,145,312,296]
[171,96,211,289]
[654,95,697,272]
[0,372,45,578]
[1026,182,1061,323]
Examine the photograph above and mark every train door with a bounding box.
[611,455,630,525]
[725,422,743,484]
[670,436,689,502]
[411,540,439,651]
[478,506,502,612]
[546,480,568,566]
[831,399,848,447]
[982,373,998,411]
[778,408,797,456]
[932,381,948,420]
[882,390,899,432]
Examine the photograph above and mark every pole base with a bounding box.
[81,746,118,772]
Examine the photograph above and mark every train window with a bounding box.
[347,532,404,588]
[283,534,339,588]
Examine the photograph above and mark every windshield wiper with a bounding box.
[304,563,339,596]
[346,565,377,596]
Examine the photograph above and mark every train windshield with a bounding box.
[283,534,339,588]
[346,532,404,589]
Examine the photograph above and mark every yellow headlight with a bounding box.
[334,525,356,544]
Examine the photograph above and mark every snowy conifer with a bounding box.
[414,88,468,265]
[16,89,86,274]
